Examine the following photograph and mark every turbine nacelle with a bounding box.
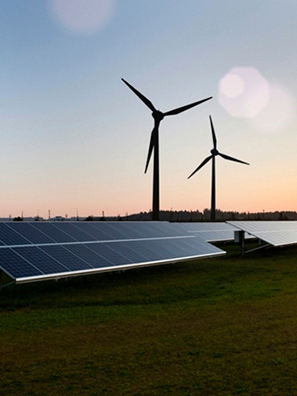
[152,110,164,121]
[211,148,219,156]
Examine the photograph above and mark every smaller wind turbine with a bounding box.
[188,116,249,221]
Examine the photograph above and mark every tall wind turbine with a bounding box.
[188,116,249,221]
[122,78,212,220]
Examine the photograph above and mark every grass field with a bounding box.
[1,242,297,395]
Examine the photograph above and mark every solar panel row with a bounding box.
[0,222,226,284]
[0,221,192,246]
[228,221,297,247]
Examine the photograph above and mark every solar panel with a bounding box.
[227,221,297,247]
[170,222,244,242]
[0,222,225,284]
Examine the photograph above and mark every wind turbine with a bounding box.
[122,78,212,220]
[188,116,249,221]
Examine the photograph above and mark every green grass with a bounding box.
[1,243,297,395]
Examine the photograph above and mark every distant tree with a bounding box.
[13,216,23,221]
[203,209,211,221]
[85,215,94,221]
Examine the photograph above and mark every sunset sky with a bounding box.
[0,0,296,218]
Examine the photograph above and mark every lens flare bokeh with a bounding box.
[49,0,116,35]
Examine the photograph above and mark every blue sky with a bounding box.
[0,0,296,218]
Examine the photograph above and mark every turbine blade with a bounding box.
[144,128,157,173]
[163,97,212,116]
[122,78,156,112]
[219,152,249,165]
[188,155,212,179]
[209,115,217,149]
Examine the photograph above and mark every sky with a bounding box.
[0,0,296,218]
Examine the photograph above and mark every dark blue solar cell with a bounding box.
[32,223,76,243]
[179,237,214,255]
[151,238,191,258]
[130,222,184,239]
[147,239,180,257]
[133,223,157,237]
[0,248,43,279]
[7,223,55,244]
[133,237,217,262]
[110,223,144,239]
[120,222,181,239]
[152,238,195,259]
[72,223,114,241]
[90,223,127,240]
[167,237,221,258]
[50,223,96,242]
[40,245,90,271]
[16,246,70,274]
[87,242,132,266]
[129,240,168,261]
[65,244,109,268]
[111,242,148,263]
[145,223,172,237]
[0,223,32,246]
[160,223,192,237]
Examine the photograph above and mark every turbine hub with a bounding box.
[211,148,218,156]
[152,110,164,121]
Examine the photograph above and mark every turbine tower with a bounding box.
[122,78,212,220]
[188,116,249,221]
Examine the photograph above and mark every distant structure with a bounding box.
[188,116,249,221]
[122,78,212,221]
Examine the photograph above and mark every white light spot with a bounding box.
[219,67,270,118]
[49,0,116,35]
[219,74,245,98]
[251,84,296,133]
[244,80,270,118]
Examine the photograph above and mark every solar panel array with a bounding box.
[228,221,297,247]
[0,222,226,284]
